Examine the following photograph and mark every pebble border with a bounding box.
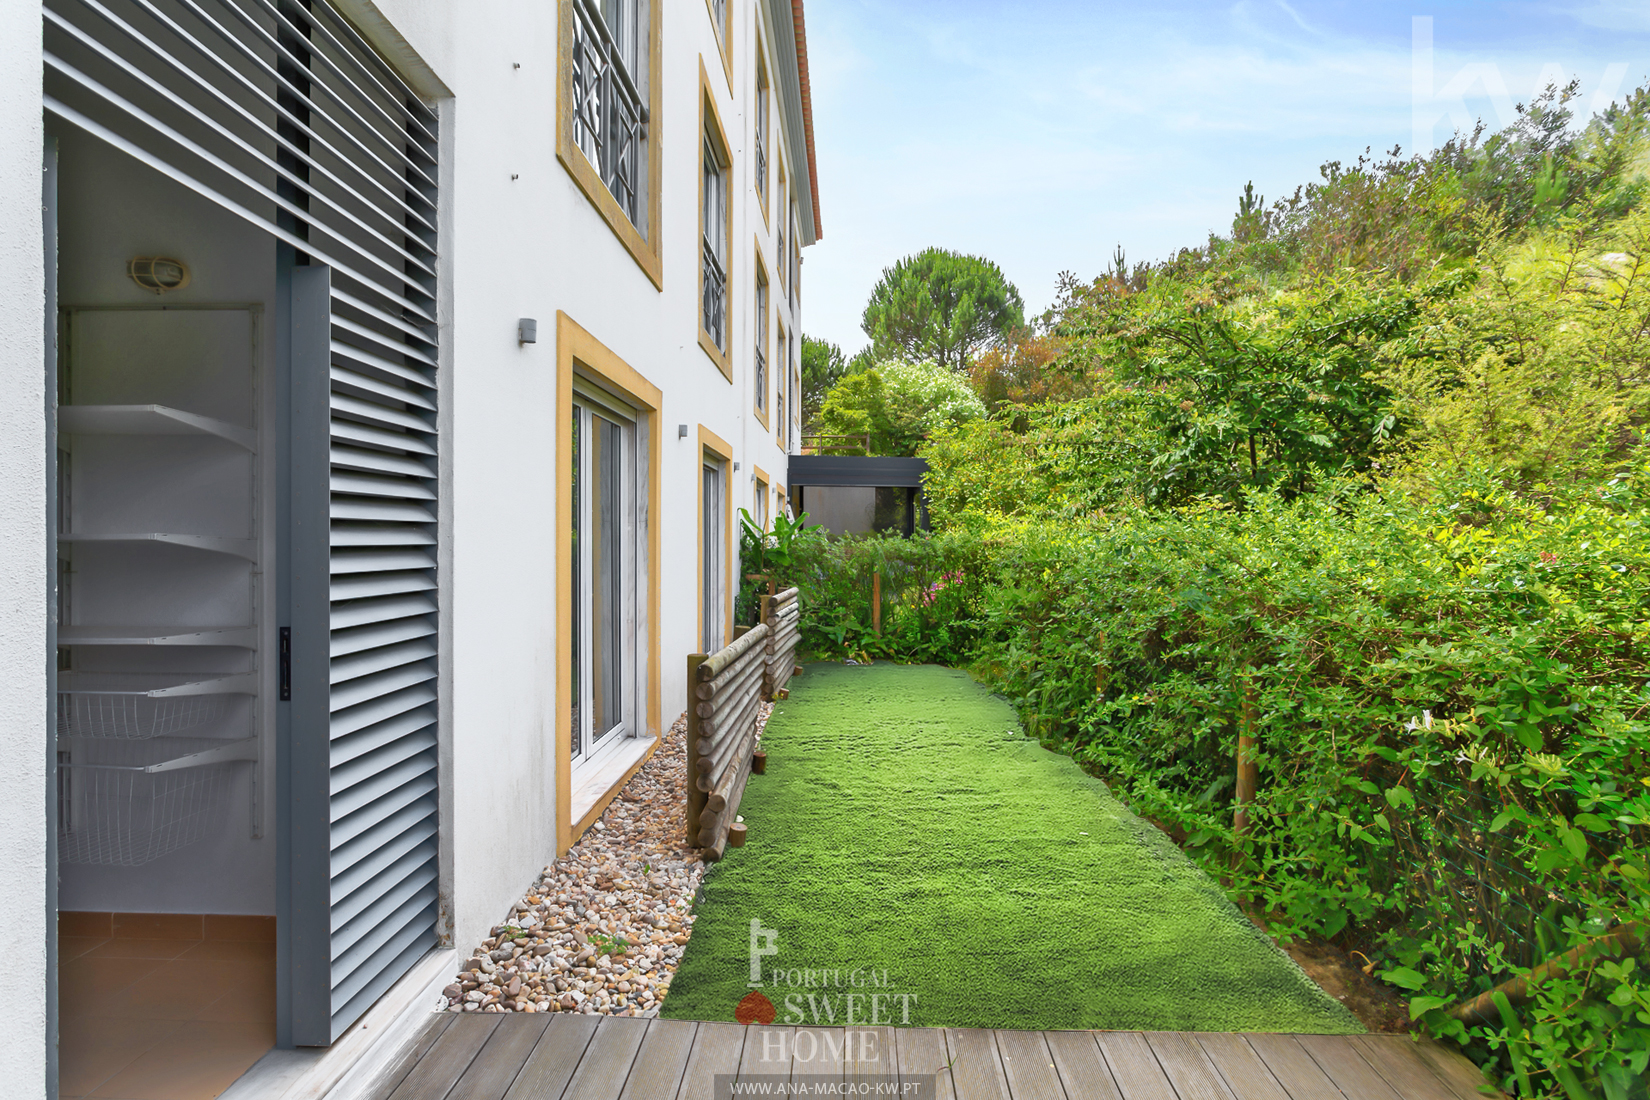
[440,704,772,1016]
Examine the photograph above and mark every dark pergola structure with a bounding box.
[787,455,929,536]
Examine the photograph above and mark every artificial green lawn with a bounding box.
[661,662,1360,1033]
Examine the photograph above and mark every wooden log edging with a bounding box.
[762,587,802,700]
[685,623,770,860]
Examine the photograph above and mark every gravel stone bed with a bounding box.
[440,704,772,1017]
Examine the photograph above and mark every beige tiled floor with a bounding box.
[59,915,275,1100]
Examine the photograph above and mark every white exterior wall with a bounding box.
[0,0,812,1081]
[0,0,47,1092]
[361,0,811,955]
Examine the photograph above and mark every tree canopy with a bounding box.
[815,358,986,456]
[861,248,1026,369]
[800,336,850,430]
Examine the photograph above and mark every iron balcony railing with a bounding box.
[702,243,726,350]
[571,0,646,224]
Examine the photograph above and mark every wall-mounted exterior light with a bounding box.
[128,257,190,294]
[518,318,538,345]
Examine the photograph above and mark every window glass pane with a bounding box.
[590,414,624,743]
[702,463,722,652]
[570,406,582,758]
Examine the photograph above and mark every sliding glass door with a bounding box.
[571,396,637,767]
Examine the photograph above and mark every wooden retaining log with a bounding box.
[697,626,768,681]
[698,695,760,781]
[695,634,768,698]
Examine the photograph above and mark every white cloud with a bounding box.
[1568,2,1650,33]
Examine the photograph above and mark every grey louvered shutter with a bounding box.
[291,264,439,1045]
[44,0,443,1045]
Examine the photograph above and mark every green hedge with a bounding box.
[766,471,1650,1096]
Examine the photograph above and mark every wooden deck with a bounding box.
[362,1014,1499,1100]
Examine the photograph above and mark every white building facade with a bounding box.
[0,0,819,1092]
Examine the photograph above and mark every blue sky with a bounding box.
[799,1,1650,354]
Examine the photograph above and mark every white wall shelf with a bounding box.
[58,625,257,647]
[59,403,258,451]
[59,533,258,560]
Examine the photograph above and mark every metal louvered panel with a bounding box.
[48,0,443,1046]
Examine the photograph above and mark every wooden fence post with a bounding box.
[1234,676,1259,839]
[685,653,708,845]
[872,571,882,635]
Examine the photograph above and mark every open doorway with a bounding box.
[52,123,280,1100]
[45,0,446,1090]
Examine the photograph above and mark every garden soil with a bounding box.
[661,662,1361,1033]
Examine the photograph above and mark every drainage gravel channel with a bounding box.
[440,704,772,1016]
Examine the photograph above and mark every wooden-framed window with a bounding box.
[753,467,770,531]
[774,315,786,443]
[698,62,733,378]
[704,0,732,90]
[697,426,735,652]
[555,312,664,854]
[753,246,770,426]
[754,42,770,222]
[776,157,787,293]
[558,0,662,288]
[789,198,800,307]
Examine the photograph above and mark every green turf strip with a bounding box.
[661,662,1360,1033]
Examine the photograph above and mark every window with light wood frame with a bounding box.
[754,35,771,225]
[557,0,663,288]
[554,312,663,855]
[697,426,735,652]
[704,0,732,91]
[776,156,788,293]
[773,314,786,442]
[698,60,734,380]
[753,467,770,531]
[753,244,770,428]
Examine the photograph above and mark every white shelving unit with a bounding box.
[57,327,264,867]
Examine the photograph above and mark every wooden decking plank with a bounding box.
[945,1028,1011,1100]
[446,1015,552,1100]
[994,1029,1069,1100]
[1297,1036,1403,1100]
[388,1015,499,1100]
[847,1026,897,1084]
[1405,1038,1504,1100]
[617,1019,698,1100]
[1044,1031,1124,1100]
[561,1015,650,1100]
[1193,1035,1288,1100]
[1094,1034,1176,1100]
[1241,1035,1342,1100]
[793,1027,847,1083]
[675,1021,748,1100]
[363,1015,455,1100]
[896,1028,957,1100]
[501,1013,600,1100]
[1350,1036,1461,1100]
[1145,1033,1237,1100]
[739,1026,796,1082]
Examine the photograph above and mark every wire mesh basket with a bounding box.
[57,737,241,866]
[56,673,247,739]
